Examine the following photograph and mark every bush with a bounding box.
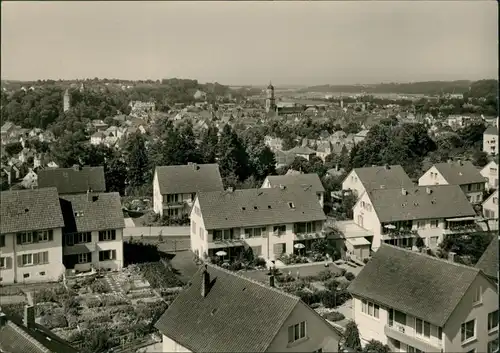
[90,279,110,294]
[138,262,184,288]
[345,272,356,281]
[102,295,128,307]
[340,268,347,276]
[318,269,334,281]
[309,302,321,309]
[297,290,322,305]
[363,258,370,264]
[40,312,68,329]
[325,279,340,291]
[276,274,295,283]
[253,257,267,268]
[1,303,25,318]
[321,290,338,308]
[229,261,242,271]
[33,289,58,303]
[322,311,345,322]
[87,297,103,308]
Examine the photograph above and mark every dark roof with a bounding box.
[197,187,326,230]
[432,161,487,185]
[155,164,224,195]
[155,265,300,352]
[286,146,316,155]
[348,244,482,327]
[351,165,414,192]
[475,236,498,280]
[484,125,498,135]
[59,192,125,233]
[366,185,476,223]
[265,173,325,193]
[37,166,106,195]
[0,188,65,234]
[0,314,78,353]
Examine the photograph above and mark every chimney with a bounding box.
[24,305,35,329]
[0,312,7,327]
[201,265,210,298]
[401,188,407,195]
[87,188,92,202]
[426,187,432,195]
[269,275,275,287]
[448,251,456,263]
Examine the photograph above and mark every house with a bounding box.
[155,264,342,353]
[274,150,295,168]
[481,161,498,190]
[153,163,224,217]
[193,90,207,100]
[264,136,284,152]
[286,146,317,161]
[0,187,65,284]
[0,305,79,353]
[475,236,499,282]
[1,121,15,138]
[91,119,108,131]
[262,173,326,207]
[342,165,414,200]
[348,244,499,353]
[37,165,106,195]
[90,131,105,145]
[483,125,498,156]
[190,187,327,261]
[21,169,37,189]
[315,141,333,162]
[354,130,370,144]
[326,165,345,178]
[59,191,125,273]
[482,190,499,231]
[352,185,477,251]
[418,161,487,204]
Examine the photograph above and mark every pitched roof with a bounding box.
[37,166,106,195]
[155,164,224,195]
[197,187,326,230]
[475,236,498,280]
[433,161,487,185]
[59,192,125,233]
[348,244,482,327]
[366,185,476,223]
[351,165,414,192]
[484,125,498,135]
[155,264,300,352]
[265,173,325,193]
[0,313,78,353]
[287,146,316,155]
[0,188,65,234]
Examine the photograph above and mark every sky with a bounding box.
[1,1,498,86]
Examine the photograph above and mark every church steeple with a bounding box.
[265,81,276,114]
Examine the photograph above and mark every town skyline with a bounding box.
[1,1,498,85]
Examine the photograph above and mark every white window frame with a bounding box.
[473,286,482,304]
[488,338,499,353]
[273,225,286,235]
[461,319,476,343]
[99,230,116,242]
[0,257,5,268]
[22,254,33,266]
[99,250,116,262]
[415,318,431,339]
[361,299,379,319]
[78,253,90,264]
[287,321,307,343]
[488,310,499,332]
[430,220,439,228]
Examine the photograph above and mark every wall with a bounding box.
[443,274,498,353]
[94,228,124,270]
[352,296,388,345]
[153,171,163,215]
[189,198,207,258]
[418,166,449,187]
[352,192,381,250]
[483,133,498,155]
[481,162,499,190]
[266,302,340,352]
[162,335,192,353]
[0,228,64,284]
[342,170,365,200]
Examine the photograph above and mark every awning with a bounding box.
[445,216,477,222]
[346,237,370,246]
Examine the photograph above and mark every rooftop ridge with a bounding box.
[380,244,482,272]
[204,263,301,303]
[7,321,51,353]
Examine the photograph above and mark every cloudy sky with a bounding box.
[1,1,498,85]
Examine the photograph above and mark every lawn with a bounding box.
[242,263,342,283]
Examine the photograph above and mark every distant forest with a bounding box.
[301,79,498,96]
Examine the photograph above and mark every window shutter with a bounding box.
[16,234,21,245]
[111,250,116,260]
[112,230,116,240]
[43,251,49,264]
[6,257,12,269]
[33,253,39,265]
[288,326,294,343]
[33,231,39,243]
[17,255,23,267]
[48,230,53,241]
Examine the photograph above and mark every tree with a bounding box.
[472,150,489,167]
[362,340,390,353]
[438,232,494,264]
[343,320,362,351]
[105,156,127,195]
[458,122,486,149]
[217,124,249,183]
[125,132,149,188]
[289,156,311,173]
[5,142,23,156]
[200,125,219,163]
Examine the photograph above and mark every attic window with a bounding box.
[74,211,84,217]
[211,308,218,316]
[253,206,258,210]
[268,205,272,209]
[414,202,419,206]
[241,207,246,211]
[431,200,436,204]
[24,208,29,213]
[288,202,295,209]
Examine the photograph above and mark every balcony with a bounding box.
[443,223,481,234]
[294,232,325,241]
[381,229,418,240]
[63,243,96,256]
[385,324,442,352]
[164,200,185,208]
[207,238,245,249]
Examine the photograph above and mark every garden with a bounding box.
[1,260,185,353]
[278,238,340,265]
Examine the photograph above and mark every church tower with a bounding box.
[63,89,71,112]
[265,81,276,113]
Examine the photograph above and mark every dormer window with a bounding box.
[288,202,295,209]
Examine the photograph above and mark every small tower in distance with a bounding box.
[63,89,70,112]
[265,81,276,114]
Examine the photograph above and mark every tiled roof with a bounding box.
[265,173,325,193]
[366,185,476,223]
[197,187,326,230]
[59,192,125,233]
[352,165,414,192]
[287,146,316,155]
[475,236,498,280]
[0,314,78,353]
[155,164,224,195]
[155,264,300,352]
[348,244,481,327]
[0,188,65,234]
[484,125,498,135]
[433,161,488,185]
[37,166,106,195]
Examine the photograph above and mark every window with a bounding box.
[167,194,179,203]
[213,229,234,241]
[39,271,45,276]
[295,222,316,234]
[192,221,197,234]
[194,206,201,216]
[287,321,306,343]
[99,250,116,262]
[417,221,425,229]
[199,227,204,240]
[245,227,264,238]
[473,286,482,304]
[494,197,498,205]
[461,319,476,343]
[0,257,5,268]
[98,230,116,242]
[22,254,33,266]
[361,299,379,318]
[488,310,499,332]
[23,273,30,279]
[491,168,497,175]
[273,225,286,235]
[488,338,499,353]
[415,318,431,338]
[34,251,49,265]
[168,208,179,217]
[78,253,91,264]
[430,220,439,228]
[67,232,91,246]
[0,235,5,247]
